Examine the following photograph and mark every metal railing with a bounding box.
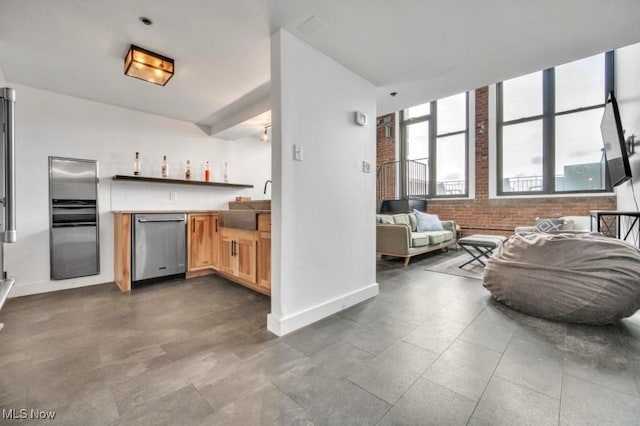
[377,159,427,206]
[502,175,544,192]
[406,158,428,198]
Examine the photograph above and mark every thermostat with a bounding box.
[354,111,367,126]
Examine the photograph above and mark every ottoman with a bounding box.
[457,234,507,268]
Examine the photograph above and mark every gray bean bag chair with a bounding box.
[483,232,640,324]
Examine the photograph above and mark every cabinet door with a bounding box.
[258,231,271,292]
[219,234,235,275]
[211,215,220,270]
[189,215,212,270]
[236,237,257,284]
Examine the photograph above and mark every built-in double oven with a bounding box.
[49,157,100,280]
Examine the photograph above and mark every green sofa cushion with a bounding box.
[412,230,454,246]
[376,214,394,224]
[392,214,412,228]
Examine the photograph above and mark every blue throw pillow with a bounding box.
[413,209,444,232]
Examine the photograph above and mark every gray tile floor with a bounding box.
[1,251,640,425]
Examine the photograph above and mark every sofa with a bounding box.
[376,212,457,266]
[514,216,591,234]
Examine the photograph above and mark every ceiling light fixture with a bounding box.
[262,124,272,142]
[124,44,174,86]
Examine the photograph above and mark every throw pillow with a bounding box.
[534,218,564,232]
[413,209,444,232]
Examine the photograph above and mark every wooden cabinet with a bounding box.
[187,213,219,272]
[113,211,268,296]
[220,227,257,285]
[257,214,271,292]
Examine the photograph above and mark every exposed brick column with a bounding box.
[475,87,489,201]
[376,113,396,207]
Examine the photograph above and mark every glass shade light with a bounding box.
[124,45,174,86]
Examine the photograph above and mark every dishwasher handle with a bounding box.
[137,218,186,223]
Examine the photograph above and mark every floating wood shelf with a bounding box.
[112,175,253,189]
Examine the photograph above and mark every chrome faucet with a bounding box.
[263,179,272,194]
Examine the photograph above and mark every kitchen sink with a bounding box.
[219,210,262,230]
[228,199,271,211]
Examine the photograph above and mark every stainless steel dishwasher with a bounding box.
[132,213,187,283]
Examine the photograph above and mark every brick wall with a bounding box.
[376,113,396,206]
[377,87,617,236]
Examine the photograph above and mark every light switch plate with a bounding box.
[294,144,303,161]
[362,161,371,173]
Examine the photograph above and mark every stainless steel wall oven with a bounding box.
[49,157,100,280]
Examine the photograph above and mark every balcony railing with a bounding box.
[377,159,427,206]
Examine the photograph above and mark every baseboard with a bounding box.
[8,278,110,298]
[267,282,379,336]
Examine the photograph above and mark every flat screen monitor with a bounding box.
[600,92,632,187]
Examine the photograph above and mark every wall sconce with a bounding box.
[376,116,393,143]
[124,44,174,86]
[261,124,272,142]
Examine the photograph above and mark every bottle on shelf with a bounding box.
[223,162,229,183]
[185,160,192,180]
[204,161,211,182]
[133,152,141,176]
[161,155,169,178]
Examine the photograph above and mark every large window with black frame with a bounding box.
[497,51,614,195]
[400,92,469,198]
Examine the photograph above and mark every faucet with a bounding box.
[263,179,272,194]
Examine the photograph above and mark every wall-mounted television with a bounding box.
[600,92,632,187]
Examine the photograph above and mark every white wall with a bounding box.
[268,30,377,336]
[615,42,640,211]
[6,83,270,297]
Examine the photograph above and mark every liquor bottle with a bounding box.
[185,160,192,180]
[223,162,229,183]
[161,155,169,177]
[133,152,141,176]
[204,161,210,182]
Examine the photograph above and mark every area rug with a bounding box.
[424,251,485,279]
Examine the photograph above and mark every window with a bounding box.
[400,92,469,198]
[497,52,614,194]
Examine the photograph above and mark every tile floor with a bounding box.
[1,252,640,425]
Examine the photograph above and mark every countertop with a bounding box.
[111,210,271,214]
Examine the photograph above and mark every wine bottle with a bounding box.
[204,161,210,182]
[185,160,192,180]
[133,152,141,176]
[161,155,168,178]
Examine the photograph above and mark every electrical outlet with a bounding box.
[362,161,371,173]
[294,144,303,161]
[169,191,177,201]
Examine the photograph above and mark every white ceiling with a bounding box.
[2,0,640,137]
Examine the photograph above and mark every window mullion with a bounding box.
[496,83,505,195]
[543,69,555,194]
[429,101,437,197]
[399,110,407,198]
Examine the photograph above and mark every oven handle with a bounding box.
[52,222,97,228]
